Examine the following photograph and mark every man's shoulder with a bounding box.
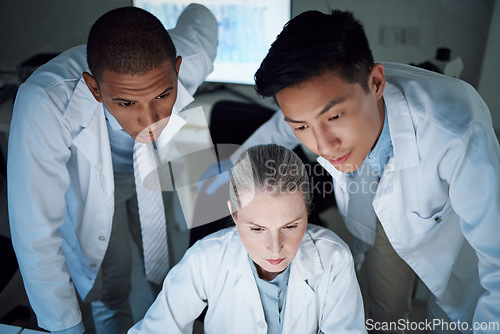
[383,62,475,102]
[16,45,91,115]
[383,62,489,137]
[169,4,218,95]
[24,45,88,89]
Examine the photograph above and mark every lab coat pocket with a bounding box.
[408,200,453,235]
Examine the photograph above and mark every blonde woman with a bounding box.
[129,144,366,333]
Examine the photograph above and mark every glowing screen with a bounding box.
[133,0,291,84]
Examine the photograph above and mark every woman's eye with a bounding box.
[284,224,298,230]
[250,227,263,232]
[119,101,133,107]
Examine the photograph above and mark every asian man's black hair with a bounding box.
[86,6,177,82]
[254,9,374,97]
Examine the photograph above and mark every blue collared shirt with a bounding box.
[363,106,393,178]
[249,256,290,334]
[105,107,135,173]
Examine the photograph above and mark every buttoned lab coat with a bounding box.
[7,4,218,331]
[129,224,366,334]
[241,63,500,328]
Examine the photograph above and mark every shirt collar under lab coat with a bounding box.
[363,105,393,178]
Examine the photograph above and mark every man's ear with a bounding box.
[82,72,103,103]
[175,56,182,76]
[369,63,386,100]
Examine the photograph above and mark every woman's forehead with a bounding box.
[235,191,307,225]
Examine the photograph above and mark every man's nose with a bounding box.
[315,125,340,157]
[140,106,160,130]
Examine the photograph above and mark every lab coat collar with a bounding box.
[67,77,115,217]
[172,79,194,116]
[225,230,266,328]
[383,82,420,171]
[282,229,322,332]
[317,156,346,187]
[292,228,324,279]
[65,76,98,127]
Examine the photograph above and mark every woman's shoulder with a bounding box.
[305,224,353,264]
[306,224,350,251]
[195,226,238,247]
[187,226,244,267]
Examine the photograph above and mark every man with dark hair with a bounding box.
[255,10,374,95]
[241,9,499,334]
[86,7,178,83]
[8,4,217,334]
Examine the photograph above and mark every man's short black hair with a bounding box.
[87,6,177,82]
[255,10,374,97]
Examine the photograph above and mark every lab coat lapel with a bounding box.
[383,82,420,170]
[172,80,194,116]
[67,77,114,215]
[233,267,266,330]
[228,235,267,331]
[282,231,322,333]
[373,83,421,247]
[372,83,421,207]
[317,157,349,213]
[317,157,378,247]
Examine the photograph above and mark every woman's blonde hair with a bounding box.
[229,144,312,214]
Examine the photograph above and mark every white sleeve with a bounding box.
[230,110,301,163]
[439,121,500,325]
[169,3,219,95]
[129,244,208,334]
[7,83,82,331]
[320,246,367,333]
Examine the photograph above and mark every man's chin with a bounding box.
[135,131,163,144]
[134,137,154,144]
[326,160,361,173]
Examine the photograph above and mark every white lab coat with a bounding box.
[7,4,218,331]
[129,224,366,334]
[242,63,500,330]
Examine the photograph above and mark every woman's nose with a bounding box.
[268,232,283,255]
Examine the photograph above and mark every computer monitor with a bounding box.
[132,0,291,85]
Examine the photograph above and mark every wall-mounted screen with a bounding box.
[133,0,291,85]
